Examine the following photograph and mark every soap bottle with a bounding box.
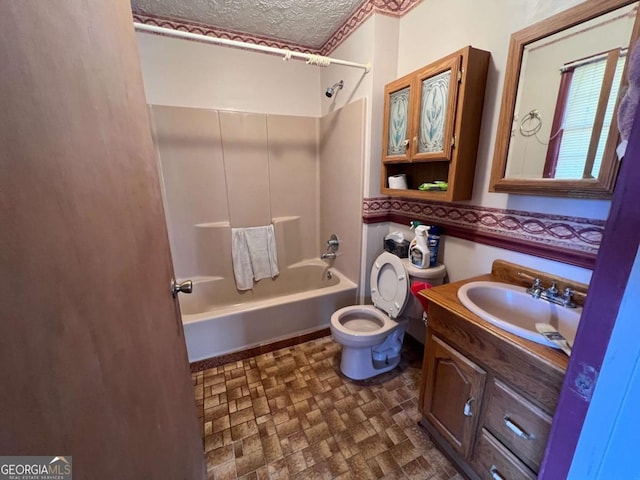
[409,225,430,269]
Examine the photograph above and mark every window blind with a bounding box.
[555,55,626,179]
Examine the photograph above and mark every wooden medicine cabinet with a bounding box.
[381,46,490,202]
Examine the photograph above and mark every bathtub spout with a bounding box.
[321,252,336,260]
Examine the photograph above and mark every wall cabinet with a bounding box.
[419,281,566,480]
[381,46,490,202]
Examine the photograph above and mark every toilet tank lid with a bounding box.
[401,259,447,280]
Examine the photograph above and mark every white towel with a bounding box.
[231,228,254,291]
[245,225,279,281]
[231,225,279,290]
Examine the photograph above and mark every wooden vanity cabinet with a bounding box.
[419,282,567,480]
[381,45,490,202]
[422,334,485,458]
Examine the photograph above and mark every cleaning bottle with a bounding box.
[409,225,430,269]
[407,221,423,255]
[427,225,441,267]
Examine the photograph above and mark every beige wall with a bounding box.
[138,33,366,291]
[319,15,401,298]
[320,98,366,286]
[136,32,320,116]
[150,105,320,280]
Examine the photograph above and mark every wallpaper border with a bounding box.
[132,0,422,56]
[363,197,604,269]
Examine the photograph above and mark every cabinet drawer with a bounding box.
[484,379,552,472]
[472,429,536,480]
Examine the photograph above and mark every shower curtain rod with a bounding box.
[134,23,372,73]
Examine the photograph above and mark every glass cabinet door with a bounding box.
[382,77,414,162]
[412,56,461,162]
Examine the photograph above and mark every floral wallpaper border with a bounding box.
[132,0,422,56]
[363,196,605,268]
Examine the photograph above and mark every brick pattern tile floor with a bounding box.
[192,335,462,480]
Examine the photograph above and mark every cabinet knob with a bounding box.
[463,396,475,417]
[403,138,409,148]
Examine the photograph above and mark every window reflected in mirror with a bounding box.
[491,0,639,198]
[546,49,626,179]
[506,4,635,181]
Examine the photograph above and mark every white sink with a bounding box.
[457,281,581,349]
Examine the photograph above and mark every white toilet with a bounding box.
[330,252,446,380]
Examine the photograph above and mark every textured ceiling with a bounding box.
[131,0,368,48]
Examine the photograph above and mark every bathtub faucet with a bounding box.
[321,233,339,261]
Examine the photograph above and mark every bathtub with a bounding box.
[180,260,357,362]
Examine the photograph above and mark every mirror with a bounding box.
[490,0,640,198]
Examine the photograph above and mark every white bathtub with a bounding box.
[180,260,357,362]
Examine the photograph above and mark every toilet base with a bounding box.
[339,346,401,380]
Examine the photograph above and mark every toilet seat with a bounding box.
[370,252,409,319]
[331,305,395,337]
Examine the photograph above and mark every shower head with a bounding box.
[325,80,344,98]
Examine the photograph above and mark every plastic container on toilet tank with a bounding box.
[401,258,446,344]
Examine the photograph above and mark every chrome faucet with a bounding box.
[526,277,577,308]
[527,277,543,299]
[321,234,339,261]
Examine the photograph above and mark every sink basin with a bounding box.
[457,281,581,349]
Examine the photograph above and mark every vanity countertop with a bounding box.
[420,273,569,374]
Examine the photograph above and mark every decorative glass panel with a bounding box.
[418,70,451,153]
[387,87,410,156]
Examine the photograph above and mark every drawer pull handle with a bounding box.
[489,465,505,480]
[503,415,533,440]
[463,396,475,417]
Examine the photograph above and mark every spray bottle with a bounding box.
[407,221,423,258]
[409,224,430,269]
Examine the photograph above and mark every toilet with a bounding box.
[330,251,446,380]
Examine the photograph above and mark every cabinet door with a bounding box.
[411,55,461,162]
[382,75,414,163]
[422,333,486,458]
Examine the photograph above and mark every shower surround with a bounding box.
[150,100,365,361]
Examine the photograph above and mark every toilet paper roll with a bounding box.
[388,174,407,189]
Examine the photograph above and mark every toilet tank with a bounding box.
[401,258,446,344]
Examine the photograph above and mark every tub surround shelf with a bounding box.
[194,221,231,228]
[272,216,301,223]
[418,260,583,479]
